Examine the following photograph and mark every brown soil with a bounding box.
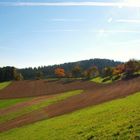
[0,80,102,99]
[0,78,140,132]
[46,78,140,118]
[0,94,55,115]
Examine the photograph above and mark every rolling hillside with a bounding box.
[0,77,140,133]
[0,91,140,139]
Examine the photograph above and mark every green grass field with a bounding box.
[0,90,83,123]
[91,75,122,84]
[91,76,112,84]
[0,98,29,109]
[0,81,30,109]
[0,92,140,140]
[0,81,11,90]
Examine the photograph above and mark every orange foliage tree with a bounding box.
[113,64,125,75]
[84,66,99,79]
[54,68,65,78]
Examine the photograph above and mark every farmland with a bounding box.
[0,77,140,134]
[0,91,140,139]
[1,1,140,139]
[0,82,11,90]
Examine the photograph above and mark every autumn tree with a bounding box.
[102,66,113,77]
[84,66,99,79]
[55,68,65,78]
[113,64,125,75]
[0,67,24,82]
[13,68,24,81]
[124,59,140,78]
[72,65,82,78]
[65,72,72,78]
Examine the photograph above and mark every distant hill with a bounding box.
[20,58,122,79]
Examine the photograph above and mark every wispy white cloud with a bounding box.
[116,19,140,23]
[32,29,80,33]
[103,30,140,33]
[108,18,113,23]
[0,2,140,7]
[51,18,85,22]
[92,29,140,34]
[4,29,140,34]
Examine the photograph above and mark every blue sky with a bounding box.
[0,0,140,68]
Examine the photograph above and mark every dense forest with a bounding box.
[0,58,140,82]
[0,67,23,82]
[0,59,121,81]
[19,59,121,80]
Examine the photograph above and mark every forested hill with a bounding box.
[20,59,122,80]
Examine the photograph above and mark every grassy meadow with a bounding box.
[0,81,11,90]
[0,81,30,109]
[91,76,112,84]
[0,90,83,123]
[0,92,140,140]
[0,98,29,109]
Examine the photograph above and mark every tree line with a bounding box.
[0,67,23,82]
[54,59,140,80]
[19,58,121,80]
[1,59,140,82]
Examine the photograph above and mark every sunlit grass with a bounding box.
[1,92,140,140]
[91,76,112,84]
[0,98,29,109]
[0,81,11,90]
[0,90,83,123]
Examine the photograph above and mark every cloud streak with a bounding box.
[51,18,85,22]
[32,29,80,33]
[22,29,140,34]
[0,2,140,7]
[93,29,140,34]
[116,19,140,23]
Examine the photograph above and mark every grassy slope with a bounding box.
[91,75,122,84]
[0,90,83,123]
[0,92,140,140]
[0,81,11,90]
[0,81,30,109]
[0,98,29,109]
[91,77,104,83]
[91,77,112,84]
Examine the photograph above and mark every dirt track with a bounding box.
[0,78,140,132]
